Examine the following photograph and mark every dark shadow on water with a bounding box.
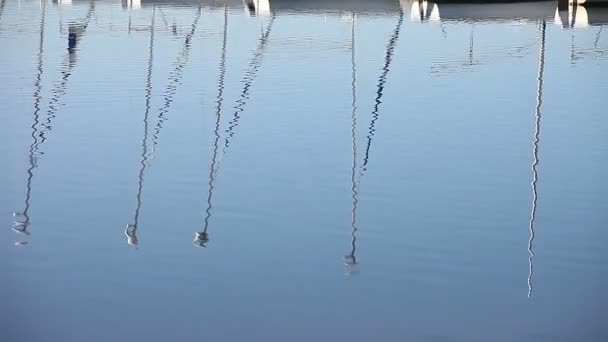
[125,6,156,249]
[194,7,229,249]
[528,19,546,299]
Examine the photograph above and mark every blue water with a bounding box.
[1,1,607,341]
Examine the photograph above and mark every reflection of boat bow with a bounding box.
[415,1,556,22]
[555,4,608,27]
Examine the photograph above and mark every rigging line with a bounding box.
[360,9,404,173]
[39,0,96,145]
[148,5,203,158]
[594,26,603,49]
[221,14,276,154]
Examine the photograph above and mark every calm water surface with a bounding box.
[2,1,607,341]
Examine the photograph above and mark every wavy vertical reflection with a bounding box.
[125,7,156,248]
[149,6,202,157]
[528,19,546,299]
[222,14,275,152]
[469,25,475,66]
[194,7,229,248]
[40,1,95,144]
[13,2,47,241]
[361,9,404,171]
[594,26,603,49]
[0,0,6,23]
[345,13,359,275]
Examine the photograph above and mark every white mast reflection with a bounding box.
[345,12,359,276]
[125,6,156,248]
[347,7,404,273]
[528,19,546,299]
[194,7,229,248]
[13,1,47,244]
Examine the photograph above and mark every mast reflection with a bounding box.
[528,19,546,299]
[345,12,359,275]
[345,7,404,270]
[14,1,94,243]
[123,6,201,246]
[13,2,47,243]
[42,0,95,140]
[194,7,229,248]
[125,6,156,248]
[193,10,276,248]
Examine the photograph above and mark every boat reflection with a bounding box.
[555,2,608,27]
[411,1,556,22]
[555,4,608,62]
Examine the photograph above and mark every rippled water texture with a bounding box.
[2,1,607,341]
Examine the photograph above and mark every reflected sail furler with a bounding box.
[41,1,95,143]
[0,0,6,23]
[528,19,546,299]
[125,7,156,248]
[13,2,47,243]
[345,13,359,275]
[361,9,404,171]
[222,14,275,152]
[148,6,202,158]
[194,7,229,248]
